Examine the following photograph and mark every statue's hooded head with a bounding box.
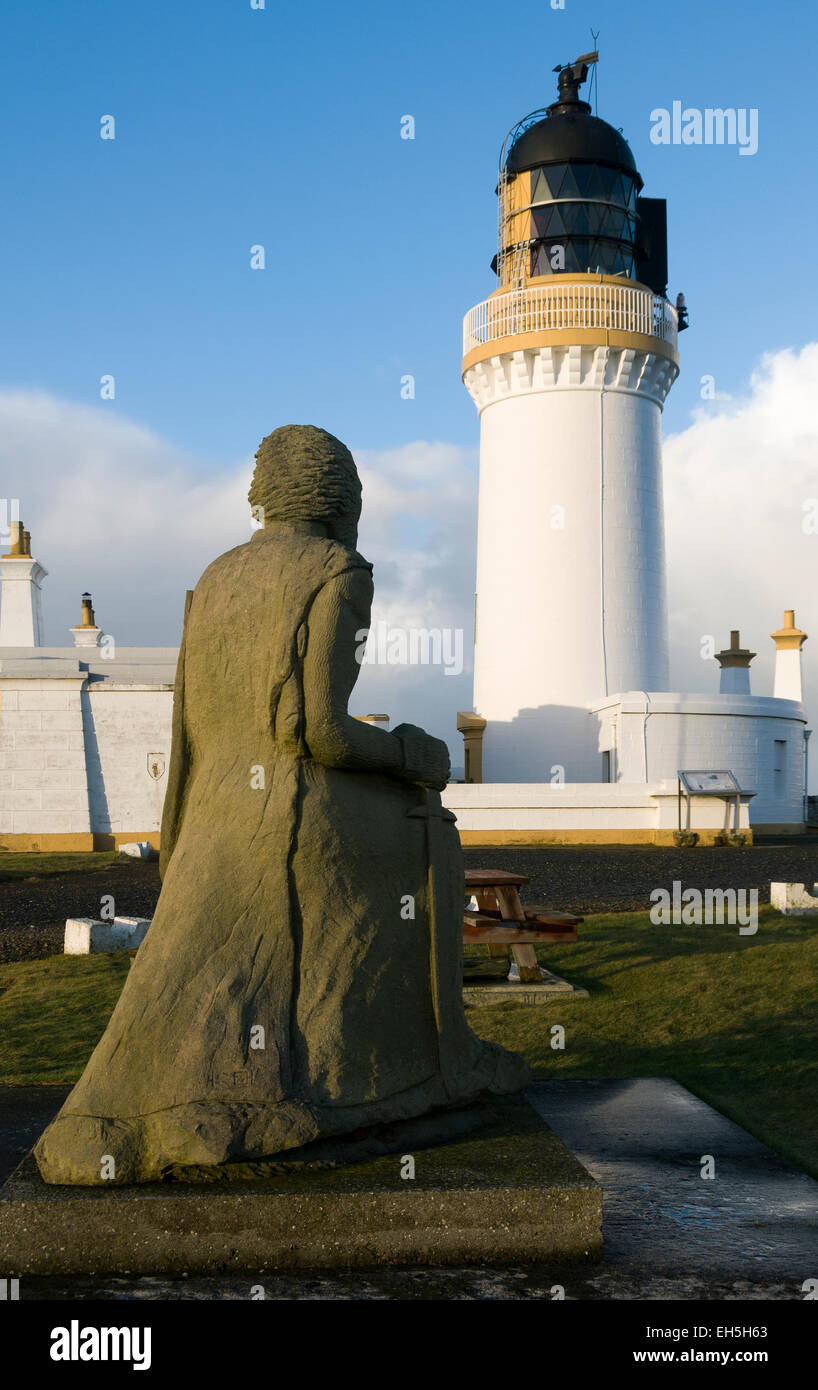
[249,425,362,547]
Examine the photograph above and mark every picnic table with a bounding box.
[463,869,581,983]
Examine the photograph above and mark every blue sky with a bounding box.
[1,0,814,456]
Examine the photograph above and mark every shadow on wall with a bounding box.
[479,704,607,784]
[80,685,111,834]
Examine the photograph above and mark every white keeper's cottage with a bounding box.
[0,520,175,851]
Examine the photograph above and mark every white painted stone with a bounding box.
[118,841,157,859]
[64,916,152,954]
[770,882,818,915]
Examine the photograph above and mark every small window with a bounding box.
[774,739,786,797]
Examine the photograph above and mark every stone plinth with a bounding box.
[0,1097,601,1275]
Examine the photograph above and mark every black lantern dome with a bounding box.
[498,55,667,293]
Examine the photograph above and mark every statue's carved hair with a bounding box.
[248,425,361,524]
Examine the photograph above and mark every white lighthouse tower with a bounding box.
[460,55,680,782]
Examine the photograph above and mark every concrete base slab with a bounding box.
[0,1096,601,1276]
[463,958,588,1006]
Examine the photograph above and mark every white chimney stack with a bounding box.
[71,592,104,648]
[715,630,755,695]
[0,520,47,647]
[771,610,807,703]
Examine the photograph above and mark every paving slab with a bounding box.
[0,1095,601,1276]
[463,961,589,1006]
[527,1078,818,1279]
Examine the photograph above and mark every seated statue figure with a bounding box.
[35,425,529,1185]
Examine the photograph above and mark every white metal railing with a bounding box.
[463,282,678,355]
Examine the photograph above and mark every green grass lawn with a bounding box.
[0,952,130,1084]
[0,851,123,882]
[1,906,816,1177]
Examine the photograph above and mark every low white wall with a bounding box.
[442,779,752,839]
[0,668,174,841]
[0,678,91,835]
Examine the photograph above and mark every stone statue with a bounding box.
[35,426,529,1185]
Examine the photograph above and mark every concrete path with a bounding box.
[527,1078,818,1280]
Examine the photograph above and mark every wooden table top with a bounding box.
[464,869,531,887]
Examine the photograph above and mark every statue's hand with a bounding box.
[391,723,451,791]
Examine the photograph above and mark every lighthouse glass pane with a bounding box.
[583,166,605,199]
[532,206,563,236]
[541,164,568,198]
[599,208,625,238]
[530,168,549,203]
[608,173,629,207]
[584,204,604,234]
[559,166,581,198]
[530,244,548,276]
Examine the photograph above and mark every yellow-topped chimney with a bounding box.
[771,609,807,702]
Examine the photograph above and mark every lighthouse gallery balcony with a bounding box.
[463,277,678,359]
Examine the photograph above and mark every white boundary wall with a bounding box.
[442,779,752,838]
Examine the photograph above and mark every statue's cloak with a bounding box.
[36,530,527,1184]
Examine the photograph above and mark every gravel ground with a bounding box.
[0,861,161,964]
[1,840,817,964]
[463,839,818,915]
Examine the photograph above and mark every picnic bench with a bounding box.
[463,869,581,983]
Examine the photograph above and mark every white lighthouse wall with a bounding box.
[473,382,668,782]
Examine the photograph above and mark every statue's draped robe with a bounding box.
[36,529,528,1185]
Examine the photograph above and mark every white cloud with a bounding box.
[0,391,249,642]
[664,344,818,747]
